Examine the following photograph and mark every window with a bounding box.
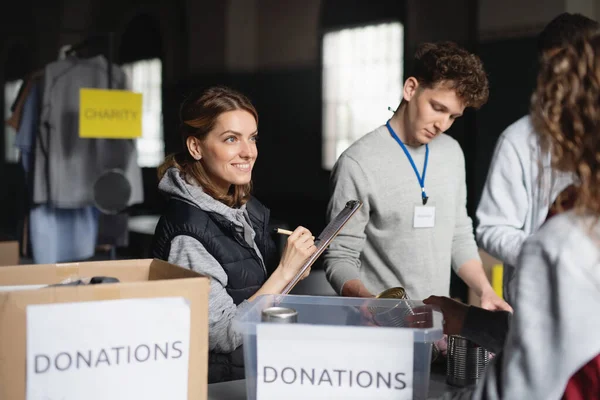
[4,79,22,163]
[122,58,164,168]
[322,22,403,169]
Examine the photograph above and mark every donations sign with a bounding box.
[26,297,191,400]
[256,324,414,400]
[79,88,142,139]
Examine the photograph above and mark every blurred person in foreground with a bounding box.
[428,32,600,399]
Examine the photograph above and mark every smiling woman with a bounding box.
[150,86,317,383]
[185,108,258,195]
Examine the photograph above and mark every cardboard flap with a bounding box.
[148,259,208,281]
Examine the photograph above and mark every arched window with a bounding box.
[320,0,405,169]
[119,14,164,168]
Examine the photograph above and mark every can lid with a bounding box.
[448,334,482,348]
[261,306,298,322]
[376,286,408,299]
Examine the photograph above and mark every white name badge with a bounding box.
[26,297,191,400]
[413,205,435,228]
[256,324,414,400]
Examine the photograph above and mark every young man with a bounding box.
[475,13,598,304]
[323,41,510,312]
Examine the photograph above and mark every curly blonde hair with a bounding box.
[531,32,600,216]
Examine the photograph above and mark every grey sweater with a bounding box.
[475,116,573,303]
[158,168,264,353]
[444,211,600,399]
[323,125,480,299]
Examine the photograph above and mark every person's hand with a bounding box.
[357,300,378,327]
[480,288,513,312]
[434,335,448,358]
[341,279,374,298]
[423,295,469,335]
[277,226,317,282]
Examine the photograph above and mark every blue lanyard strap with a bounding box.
[386,120,429,205]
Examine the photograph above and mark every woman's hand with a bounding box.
[277,226,317,282]
[480,288,513,313]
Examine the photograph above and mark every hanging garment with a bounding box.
[33,54,143,208]
[29,205,99,264]
[14,80,40,179]
[6,70,43,131]
[16,79,100,264]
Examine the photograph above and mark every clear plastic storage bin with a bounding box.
[234,294,443,400]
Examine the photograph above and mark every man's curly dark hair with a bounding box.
[410,41,489,109]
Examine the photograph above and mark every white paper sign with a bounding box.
[413,205,436,228]
[0,284,46,292]
[26,297,191,400]
[256,324,414,400]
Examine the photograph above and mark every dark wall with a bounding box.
[0,0,542,276]
[161,66,327,236]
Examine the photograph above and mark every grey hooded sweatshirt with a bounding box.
[158,167,266,353]
[442,211,600,399]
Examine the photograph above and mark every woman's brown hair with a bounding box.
[158,86,258,208]
[531,32,600,216]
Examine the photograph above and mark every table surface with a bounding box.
[207,369,468,399]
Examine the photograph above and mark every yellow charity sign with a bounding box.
[79,88,143,139]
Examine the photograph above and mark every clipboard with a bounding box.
[280,200,363,295]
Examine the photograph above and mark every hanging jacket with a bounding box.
[34,54,143,208]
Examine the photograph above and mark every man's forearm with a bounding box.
[456,258,493,296]
[341,279,374,298]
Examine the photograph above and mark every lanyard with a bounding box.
[386,120,429,205]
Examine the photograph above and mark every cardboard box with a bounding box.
[0,258,209,400]
[0,240,19,266]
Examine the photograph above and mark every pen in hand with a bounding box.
[273,228,315,240]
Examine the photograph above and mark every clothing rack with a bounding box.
[65,32,123,262]
[65,32,115,89]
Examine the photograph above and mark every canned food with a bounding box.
[446,335,491,387]
[374,286,441,363]
[376,286,408,299]
[261,306,298,323]
[371,286,411,326]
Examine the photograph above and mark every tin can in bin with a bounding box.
[261,306,298,323]
[374,286,441,363]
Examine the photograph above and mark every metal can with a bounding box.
[261,306,298,323]
[376,286,408,300]
[374,286,441,363]
[371,287,412,327]
[446,335,491,387]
